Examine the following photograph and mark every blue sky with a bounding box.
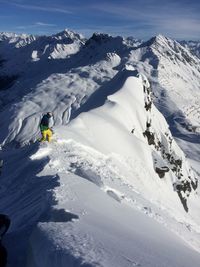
[0,0,199,40]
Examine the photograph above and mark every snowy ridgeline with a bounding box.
[0,31,200,149]
[0,30,200,266]
[1,68,200,267]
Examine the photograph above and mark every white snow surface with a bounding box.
[0,30,200,267]
[1,67,200,267]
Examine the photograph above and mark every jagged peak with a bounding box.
[140,34,197,59]
[140,34,172,48]
[86,32,123,47]
[53,29,85,42]
[0,32,35,41]
[0,32,19,40]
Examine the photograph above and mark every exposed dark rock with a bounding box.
[155,166,169,178]
[174,180,196,212]
[131,128,135,134]
[191,179,198,190]
[144,101,152,111]
[177,191,188,212]
[143,130,155,145]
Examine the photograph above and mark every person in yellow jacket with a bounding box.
[40,112,54,142]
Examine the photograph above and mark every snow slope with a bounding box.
[0,29,200,267]
[24,69,200,266]
[0,32,141,147]
[1,68,200,267]
[28,172,200,267]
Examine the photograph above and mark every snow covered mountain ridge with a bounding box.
[0,29,200,267]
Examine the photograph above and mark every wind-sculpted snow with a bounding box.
[24,69,200,267]
[0,29,200,267]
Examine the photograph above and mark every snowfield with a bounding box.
[0,30,200,267]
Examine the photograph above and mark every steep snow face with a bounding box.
[57,68,198,214]
[127,35,200,131]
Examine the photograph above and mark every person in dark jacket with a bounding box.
[40,112,54,142]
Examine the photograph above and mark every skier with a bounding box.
[39,112,54,142]
[0,214,10,267]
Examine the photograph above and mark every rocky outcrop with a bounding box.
[141,77,198,212]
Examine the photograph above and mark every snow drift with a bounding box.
[24,68,200,267]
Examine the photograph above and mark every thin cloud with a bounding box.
[5,2,73,14]
[16,22,57,30]
[35,22,56,27]
[91,1,200,39]
[92,1,200,21]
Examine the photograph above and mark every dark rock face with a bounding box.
[155,166,169,178]
[141,79,198,212]
[143,130,155,145]
[161,141,198,212]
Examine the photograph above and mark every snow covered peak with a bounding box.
[144,34,198,64]
[0,32,18,41]
[152,34,168,44]
[52,29,86,43]
[0,32,36,46]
